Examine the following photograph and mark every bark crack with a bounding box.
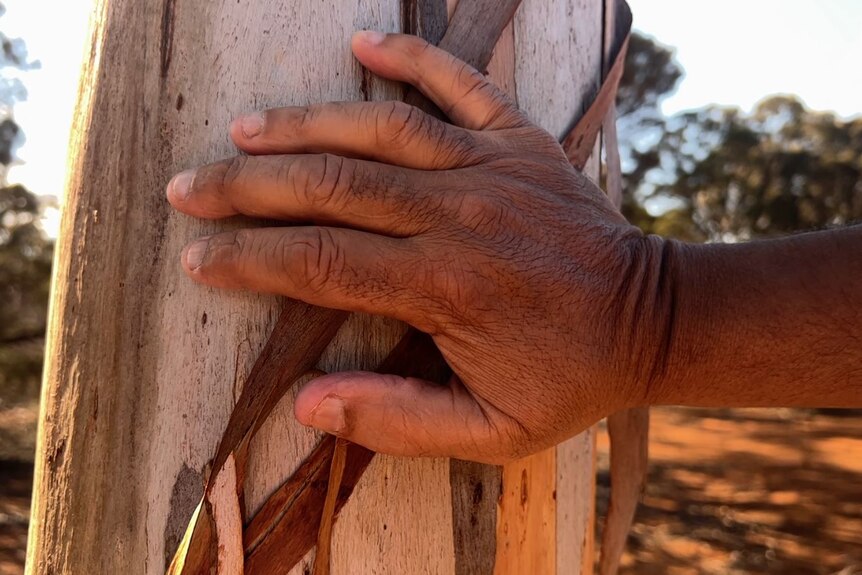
[160,0,178,78]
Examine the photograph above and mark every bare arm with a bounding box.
[647,227,862,408]
[166,31,862,463]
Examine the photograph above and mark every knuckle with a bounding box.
[222,155,249,189]
[284,228,345,293]
[449,62,524,130]
[295,103,330,135]
[484,156,562,193]
[461,409,535,464]
[454,189,516,234]
[202,229,260,281]
[436,127,483,167]
[294,154,353,210]
[232,228,264,270]
[490,418,536,462]
[208,155,249,202]
[507,126,564,156]
[377,101,480,166]
[457,61,487,91]
[499,437,534,462]
[483,102,527,131]
[440,63,484,118]
[377,101,426,148]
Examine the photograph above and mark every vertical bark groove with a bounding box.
[160,0,178,78]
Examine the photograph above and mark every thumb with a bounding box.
[294,372,506,463]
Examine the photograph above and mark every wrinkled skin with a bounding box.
[167,32,862,463]
[167,32,657,462]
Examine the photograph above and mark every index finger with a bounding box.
[351,31,527,131]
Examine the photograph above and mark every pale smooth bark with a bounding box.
[27,1,604,573]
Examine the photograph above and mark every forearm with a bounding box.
[648,225,862,408]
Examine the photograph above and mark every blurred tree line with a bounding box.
[618,32,862,242]
[0,1,49,413]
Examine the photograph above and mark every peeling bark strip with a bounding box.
[404,0,522,114]
[243,440,374,572]
[311,438,348,575]
[560,38,629,170]
[242,435,339,556]
[439,0,522,72]
[170,329,448,574]
[402,0,448,45]
[599,408,649,575]
[242,330,449,573]
[208,304,348,486]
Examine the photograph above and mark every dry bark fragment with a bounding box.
[594,4,650,575]
[312,438,349,575]
[599,407,649,575]
[242,330,446,573]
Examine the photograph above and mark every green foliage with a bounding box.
[632,97,862,241]
[0,182,50,407]
[617,34,862,242]
[0,184,52,338]
[0,3,50,410]
[617,32,682,121]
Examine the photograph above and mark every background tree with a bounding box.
[614,32,700,240]
[0,6,47,571]
[618,33,862,242]
[653,97,862,241]
[0,0,49,413]
[610,33,862,575]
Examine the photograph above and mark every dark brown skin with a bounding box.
[166,31,862,464]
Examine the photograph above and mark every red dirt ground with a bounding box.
[0,461,29,575]
[2,406,861,574]
[598,407,862,575]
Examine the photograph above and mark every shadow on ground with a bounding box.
[0,461,30,575]
[598,407,862,575]
[2,406,862,573]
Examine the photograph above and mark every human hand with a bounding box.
[166,31,666,463]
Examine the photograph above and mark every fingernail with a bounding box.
[309,396,347,435]
[169,169,196,201]
[356,30,385,46]
[239,112,265,139]
[185,238,210,270]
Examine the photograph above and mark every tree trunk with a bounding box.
[27,1,604,573]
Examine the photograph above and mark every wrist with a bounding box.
[616,234,701,409]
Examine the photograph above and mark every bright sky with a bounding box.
[2,0,861,216]
[627,0,862,118]
[2,0,91,234]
